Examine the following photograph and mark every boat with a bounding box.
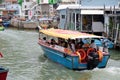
[38,17,58,29]
[0,19,4,31]
[38,28,110,70]
[0,52,9,80]
[39,17,53,29]
[0,67,9,80]
[2,20,10,28]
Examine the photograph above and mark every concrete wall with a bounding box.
[23,21,37,29]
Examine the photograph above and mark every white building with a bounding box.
[19,0,56,20]
[1,0,55,20]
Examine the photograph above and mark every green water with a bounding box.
[109,49,120,60]
[0,28,120,80]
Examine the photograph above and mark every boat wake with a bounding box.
[80,59,120,73]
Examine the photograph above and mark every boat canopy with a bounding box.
[40,28,102,39]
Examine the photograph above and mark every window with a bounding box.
[25,5,27,8]
[25,10,28,15]
[61,15,65,19]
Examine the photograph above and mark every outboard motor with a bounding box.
[87,52,100,70]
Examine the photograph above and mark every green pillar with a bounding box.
[18,0,23,6]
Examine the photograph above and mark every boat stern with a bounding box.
[97,54,110,68]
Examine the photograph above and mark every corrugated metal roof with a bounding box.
[81,0,119,6]
[56,4,118,10]
[57,0,120,10]
[57,4,81,10]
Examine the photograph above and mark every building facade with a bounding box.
[0,0,58,20]
[57,0,120,36]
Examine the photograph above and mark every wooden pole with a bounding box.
[75,13,77,30]
[114,24,119,44]
[65,7,69,30]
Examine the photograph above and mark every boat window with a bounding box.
[82,38,91,44]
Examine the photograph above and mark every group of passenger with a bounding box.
[41,37,99,53]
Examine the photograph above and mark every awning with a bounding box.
[39,17,52,21]
[81,10,104,15]
[40,28,102,39]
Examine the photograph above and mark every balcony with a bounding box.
[0,4,6,10]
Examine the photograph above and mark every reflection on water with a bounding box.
[0,28,120,80]
[109,49,120,60]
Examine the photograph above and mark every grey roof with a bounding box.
[81,0,120,6]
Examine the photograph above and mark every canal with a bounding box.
[0,28,120,80]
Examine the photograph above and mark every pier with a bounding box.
[105,23,120,50]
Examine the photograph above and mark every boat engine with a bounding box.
[87,52,100,70]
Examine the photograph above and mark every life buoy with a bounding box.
[87,48,95,55]
[97,50,103,61]
[76,49,86,62]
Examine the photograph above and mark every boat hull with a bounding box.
[0,67,9,80]
[40,44,110,70]
[2,22,10,28]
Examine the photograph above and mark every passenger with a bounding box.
[42,37,50,45]
[75,40,84,50]
[64,42,72,55]
[89,40,97,51]
[43,37,47,43]
[102,39,108,53]
[75,42,80,50]
[51,39,57,47]
[58,38,62,46]
[61,39,66,47]
[62,41,67,48]
[79,39,84,48]
[68,39,75,53]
